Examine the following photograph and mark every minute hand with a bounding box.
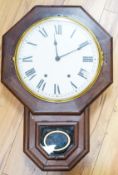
[59,41,89,59]
[59,48,78,59]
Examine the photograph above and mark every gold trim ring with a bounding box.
[14,16,103,103]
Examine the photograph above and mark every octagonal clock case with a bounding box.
[1,6,113,171]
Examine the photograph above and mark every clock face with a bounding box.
[14,16,103,102]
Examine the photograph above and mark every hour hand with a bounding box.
[54,35,60,61]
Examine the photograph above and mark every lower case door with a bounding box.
[23,107,89,171]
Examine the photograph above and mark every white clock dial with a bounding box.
[14,17,103,102]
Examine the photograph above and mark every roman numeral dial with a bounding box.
[39,27,48,37]
[21,56,33,62]
[15,17,101,102]
[36,79,46,91]
[83,56,93,62]
[55,25,62,35]
[78,69,88,79]
[54,84,61,95]
[25,68,36,80]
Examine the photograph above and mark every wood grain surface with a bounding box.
[0,0,117,175]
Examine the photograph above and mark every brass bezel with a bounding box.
[14,16,103,103]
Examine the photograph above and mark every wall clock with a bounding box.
[2,6,113,171]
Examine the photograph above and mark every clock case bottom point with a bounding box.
[23,107,89,171]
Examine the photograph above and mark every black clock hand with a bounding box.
[59,48,78,59]
[58,41,89,61]
[54,34,60,61]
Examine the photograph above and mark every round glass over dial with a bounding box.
[14,17,103,102]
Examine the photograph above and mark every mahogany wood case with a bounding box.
[1,6,113,171]
[1,6,113,114]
